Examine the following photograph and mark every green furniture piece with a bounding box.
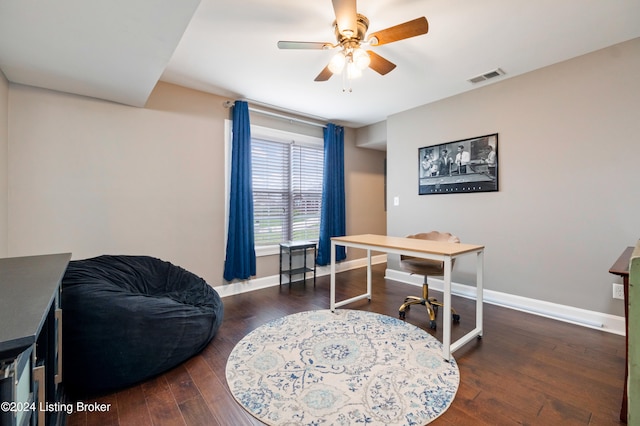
[629,242,640,424]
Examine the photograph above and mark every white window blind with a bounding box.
[252,138,324,246]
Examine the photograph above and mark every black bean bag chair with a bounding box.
[61,255,223,397]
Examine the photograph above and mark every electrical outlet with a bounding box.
[612,283,624,300]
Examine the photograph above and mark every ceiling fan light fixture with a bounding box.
[352,47,370,69]
[346,61,362,79]
[328,51,346,74]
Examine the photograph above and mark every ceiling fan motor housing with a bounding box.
[334,13,369,45]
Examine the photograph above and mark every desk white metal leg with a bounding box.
[476,250,484,337]
[448,249,484,360]
[330,242,373,310]
[442,256,453,361]
[366,249,372,300]
[330,241,336,312]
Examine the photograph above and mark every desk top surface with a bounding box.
[332,234,484,256]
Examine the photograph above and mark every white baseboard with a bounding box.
[384,268,625,336]
[213,259,624,336]
[213,254,388,298]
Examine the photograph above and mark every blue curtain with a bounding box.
[316,123,346,266]
[223,101,256,281]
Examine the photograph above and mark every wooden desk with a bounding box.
[330,234,484,361]
[609,246,633,423]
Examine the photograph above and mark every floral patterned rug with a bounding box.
[225,309,459,425]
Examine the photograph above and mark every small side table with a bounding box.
[279,241,317,287]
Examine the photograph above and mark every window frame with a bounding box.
[224,121,324,257]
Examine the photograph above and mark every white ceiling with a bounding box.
[1,0,639,129]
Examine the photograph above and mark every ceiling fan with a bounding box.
[277,0,429,86]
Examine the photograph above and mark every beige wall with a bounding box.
[0,71,8,256]
[386,38,640,317]
[343,128,387,260]
[6,81,386,284]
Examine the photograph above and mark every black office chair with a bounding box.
[398,231,461,330]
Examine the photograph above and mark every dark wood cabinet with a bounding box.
[609,247,633,423]
[0,253,71,426]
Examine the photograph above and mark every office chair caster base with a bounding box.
[429,320,437,330]
[453,313,460,323]
[399,310,406,320]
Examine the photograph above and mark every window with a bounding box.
[225,121,324,255]
[252,137,324,246]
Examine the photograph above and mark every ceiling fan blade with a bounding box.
[332,0,357,37]
[314,65,333,82]
[367,51,396,75]
[368,17,429,46]
[278,41,333,50]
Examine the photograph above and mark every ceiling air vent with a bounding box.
[468,68,505,84]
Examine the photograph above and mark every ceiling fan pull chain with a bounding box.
[342,68,352,93]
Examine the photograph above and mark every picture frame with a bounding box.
[418,133,498,195]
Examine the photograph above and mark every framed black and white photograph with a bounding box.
[418,133,498,195]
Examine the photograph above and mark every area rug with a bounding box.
[225,309,459,425]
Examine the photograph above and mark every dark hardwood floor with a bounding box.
[66,263,626,425]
